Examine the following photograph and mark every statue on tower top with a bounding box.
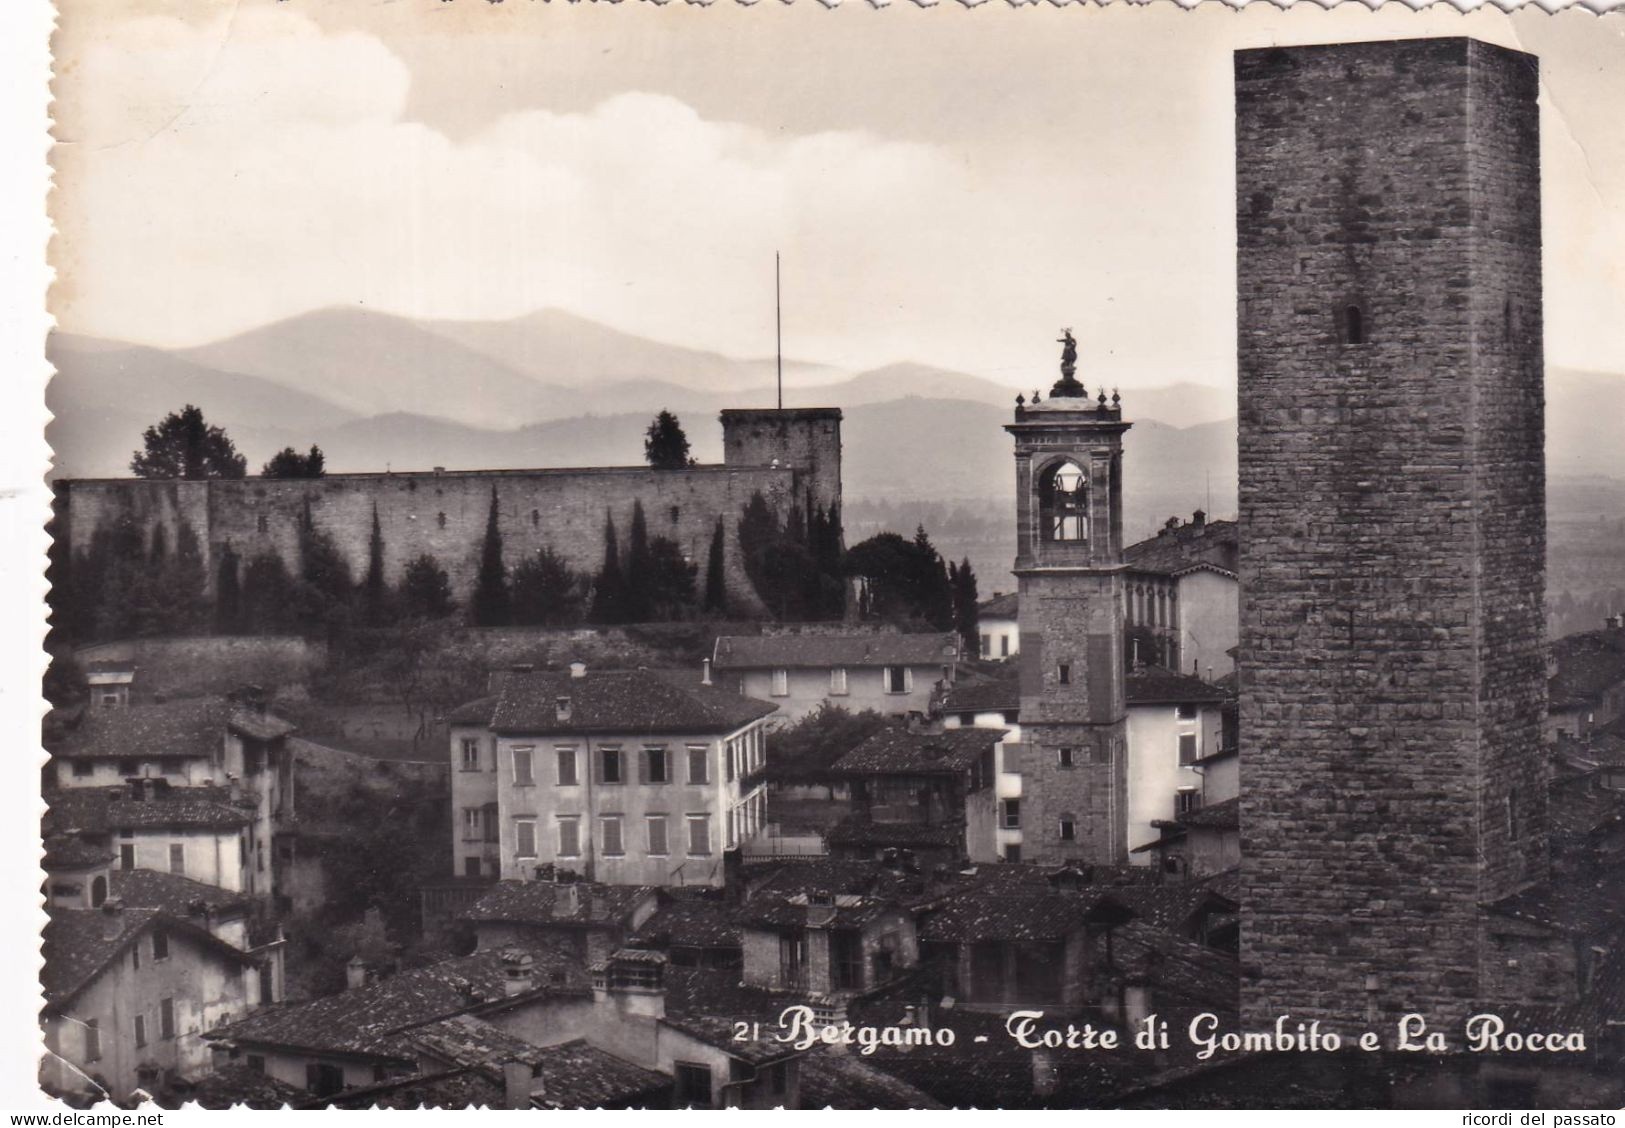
[1051,328,1087,398]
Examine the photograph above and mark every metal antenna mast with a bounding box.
[775,252,783,410]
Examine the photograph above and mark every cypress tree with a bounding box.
[363,503,388,625]
[471,485,510,626]
[215,543,242,633]
[624,500,651,622]
[588,510,627,625]
[702,517,727,614]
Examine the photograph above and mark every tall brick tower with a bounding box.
[1006,335,1131,864]
[1235,38,1549,1029]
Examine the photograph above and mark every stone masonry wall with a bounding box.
[1235,38,1548,1031]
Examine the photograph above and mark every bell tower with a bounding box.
[1005,331,1132,864]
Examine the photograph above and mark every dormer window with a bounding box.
[1039,460,1088,542]
[555,696,572,723]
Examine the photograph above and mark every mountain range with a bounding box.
[44,306,1625,528]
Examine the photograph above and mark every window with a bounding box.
[515,819,538,859]
[160,757,182,775]
[256,514,268,534]
[1057,746,1074,769]
[133,1014,147,1049]
[460,738,481,772]
[1039,459,1088,542]
[830,667,849,695]
[727,741,736,782]
[885,666,911,695]
[159,997,175,1040]
[1176,789,1199,816]
[1175,703,1198,721]
[1178,733,1198,765]
[1001,636,1012,658]
[119,843,134,871]
[670,505,681,523]
[980,635,991,657]
[464,856,482,877]
[72,761,93,778]
[1058,664,1072,686]
[306,1063,344,1097]
[1003,843,1022,863]
[462,807,483,841]
[152,929,169,961]
[1343,304,1366,345]
[169,843,185,875]
[1059,814,1077,842]
[556,817,580,858]
[1001,799,1021,830]
[687,814,711,856]
[771,668,789,697]
[601,816,624,856]
[512,747,534,786]
[600,747,623,784]
[647,815,669,856]
[687,745,710,785]
[675,1062,713,1108]
[644,746,669,784]
[117,758,137,776]
[555,747,578,786]
[84,1019,100,1062]
[436,511,447,528]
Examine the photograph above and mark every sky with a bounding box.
[46,0,1625,390]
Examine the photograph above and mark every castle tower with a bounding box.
[1235,39,1548,1028]
[1005,334,1131,864]
[720,408,844,525]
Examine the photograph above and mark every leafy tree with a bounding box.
[294,498,355,636]
[846,526,954,629]
[161,521,210,635]
[470,485,510,627]
[511,547,583,627]
[644,410,694,470]
[765,705,894,796]
[949,556,980,658]
[400,553,455,620]
[588,510,629,625]
[241,552,297,634]
[262,445,326,479]
[702,517,727,614]
[130,405,247,480]
[642,536,698,621]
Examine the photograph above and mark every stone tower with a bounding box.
[1005,336,1131,864]
[720,408,844,524]
[1235,38,1548,1029]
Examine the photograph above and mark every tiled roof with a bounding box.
[1111,883,1237,932]
[211,946,587,1057]
[798,1048,947,1109]
[46,696,292,760]
[1123,517,1239,577]
[659,1012,800,1066]
[47,788,236,836]
[1548,769,1625,839]
[483,669,776,736]
[917,886,1134,943]
[529,1039,672,1109]
[941,670,1021,715]
[1178,797,1239,831]
[176,1063,306,1110]
[42,835,115,870]
[1548,626,1625,710]
[109,868,250,919]
[42,906,254,1010]
[1113,920,1240,1011]
[44,786,253,833]
[976,592,1019,620]
[825,820,965,849]
[1483,869,1625,937]
[831,727,1004,775]
[739,886,900,931]
[713,633,960,671]
[462,881,654,929]
[662,967,782,1018]
[444,695,498,726]
[407,1013,551,1072]
[628,897,741,949]
[1125,666,1230,706]
[319,1067,500,1110]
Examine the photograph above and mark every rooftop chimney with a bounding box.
[500,949,536,997]
[569,661,587,679]
[555,697,572,723]
[502,1060,534,1110]
[345,955,367,991]
[701,658,713,687]
[557,882,582,916]
[1192,509,1207,529]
